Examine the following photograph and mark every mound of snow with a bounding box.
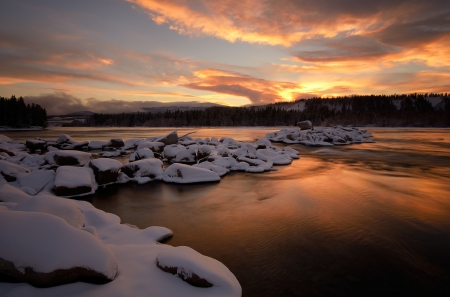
[0,184,31,203]
[163,163,220,184]
[0,210,117,287]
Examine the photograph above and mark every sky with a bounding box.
[1,0,450,114]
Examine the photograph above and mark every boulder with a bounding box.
[129,148,154,162]
[297,120,313,130]
[155,131,178,145]
[89,159,122,185]
[173,148,196,163]
[0,211,118,287]
[53,166,96,197]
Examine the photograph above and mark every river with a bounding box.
[3,127,450,296]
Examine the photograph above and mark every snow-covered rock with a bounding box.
[45,150,91,166]
[163,144,186,162]
[122,159,164,180]
[173,147,197,163]
[156,246,240,291]
[89,159,122,185]
[197,145,212,161]
[53,166,96,197]
[0,160,30,181]
[56,134,74,144]
[12,194,84,228]
[163,163,220,184]
[0,210,118,287]
[129,148,154,162]
[193,162,229,177]
[106,138,124,148]
[0,134,12,142]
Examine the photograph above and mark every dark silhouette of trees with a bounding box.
[85,93,450,127]
[0,95,48,128]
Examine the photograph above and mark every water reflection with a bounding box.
[5,127,450,296]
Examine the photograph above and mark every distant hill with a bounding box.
[141,103,224,114]
[65,111,95,116]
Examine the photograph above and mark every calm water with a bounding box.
[4,127,450,296]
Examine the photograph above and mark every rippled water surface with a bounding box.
[5,127,450,296]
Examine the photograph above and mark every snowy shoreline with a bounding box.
[0,126,373,296]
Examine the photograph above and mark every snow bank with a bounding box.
[0,210,118,287]
[12,194,84,228]
[0,184,31,203]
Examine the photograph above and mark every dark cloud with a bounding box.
[23,92,222,115]
[375,12,450,47]
[292,35,401,62]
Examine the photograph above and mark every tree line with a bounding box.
[86,93,450,127]
[0,96,48,128]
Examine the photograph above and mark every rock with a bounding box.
[72,141,89,150]
[163,145,185,162]
[255,138,271,149]
[108,138,124,148]
[155,131,178,145]
[89,159,122,185]
[193,162,229,177]
[26,140,46,152]
[53,166,96,197]
[56,134,74,144]
[88,140,108,150]
[0,160,30,182]
[0,144,16,156]
[0,211,118,287]
[297,120,313,130]
[122,159,164,179]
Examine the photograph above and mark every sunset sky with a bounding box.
[1,0,449,114]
